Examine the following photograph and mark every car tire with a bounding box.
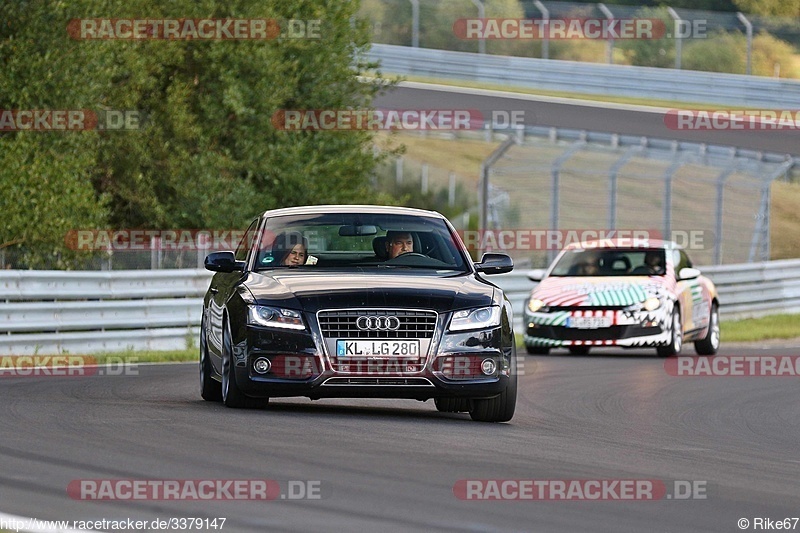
[694,303,720,355]
[657,307,683,358]
[200,317,222,402]
[434,397,470,413]
[221,319,268,409]
[525,344,550,355]
[469,348,517,423]
[568,346,591,355]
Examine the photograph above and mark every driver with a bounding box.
[386,231,414,259]
[643,250,665,274]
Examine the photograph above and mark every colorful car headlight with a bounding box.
[527,298,547,313]
[643,297,661,311]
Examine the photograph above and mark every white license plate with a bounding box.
[336,340,420,357]
[566,316,612,329]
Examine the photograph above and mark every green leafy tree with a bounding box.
[1,0,391,268]
[617,6,675,68]
[732,0,800,17]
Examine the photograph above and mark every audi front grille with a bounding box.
[317,309,437,339]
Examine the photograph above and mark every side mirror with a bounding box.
[205,251,245,273]
[527,269,546,282]
[475,253,514,275]
[678,267,700,280]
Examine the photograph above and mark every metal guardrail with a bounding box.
[369,44,800,108]
[1,261,798,355]
[0,270,212,355]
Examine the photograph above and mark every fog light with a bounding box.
[481,358,496,376]
[253,357,271,374]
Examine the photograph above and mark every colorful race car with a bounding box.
[523,240,719,357]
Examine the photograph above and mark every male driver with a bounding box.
[386,231,414,259]
[575,251,601,276]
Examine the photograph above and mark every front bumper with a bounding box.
[523,306,671,349]
[232,318,514,401]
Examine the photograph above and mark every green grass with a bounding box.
[720,314,800,343]
[71,349,196,364]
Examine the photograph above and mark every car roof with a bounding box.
[563,238,682,250]
[259,204,445,219]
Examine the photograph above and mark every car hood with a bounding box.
[244,270,496,313]
[531,275,674,307]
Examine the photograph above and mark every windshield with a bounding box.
[549,248,667,277]
[254,212,469,272]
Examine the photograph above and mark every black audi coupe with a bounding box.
[200,205,517,422]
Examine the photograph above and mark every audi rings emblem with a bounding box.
[356,316,401,331]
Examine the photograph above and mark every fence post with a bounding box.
[549,140,586,262]
[662,158,684,243]
[607,146,642,230]
[597,4,615,64]
[479,137,517,255]
[533,0,549,59]
[713,161,739,265]
[737,12,752,75]
[470,0,486,54]
[408,0,419,48]
[667,8,683,70]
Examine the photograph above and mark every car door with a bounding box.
[673,249,709,335]
[206,219,260,370]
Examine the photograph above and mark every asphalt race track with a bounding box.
[374,84,800,157]
[2,344,799,532]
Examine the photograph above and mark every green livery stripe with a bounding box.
[588,285,647,307]
[531,311,569,326]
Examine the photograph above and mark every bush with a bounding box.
[751,31,799,77]
[617,7,676,68]
[683,32,746,74]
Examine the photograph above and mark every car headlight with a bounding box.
[449,306,502,332]
[643,297,661,311]
[248,305,305,330]
[527,298,547,313]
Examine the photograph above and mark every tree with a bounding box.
[0,0,391,268]
[732,0,800,17]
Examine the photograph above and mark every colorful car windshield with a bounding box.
[549,249,667,277]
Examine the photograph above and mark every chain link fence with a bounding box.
[481,127,795,267]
